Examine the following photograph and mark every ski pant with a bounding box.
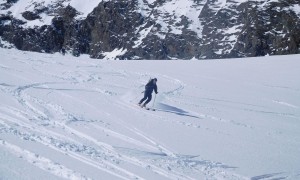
[139,92,152,105]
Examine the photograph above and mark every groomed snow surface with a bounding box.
[0,48,300,180]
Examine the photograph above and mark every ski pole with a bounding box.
[152,93,156,108]
[133,91,143,102]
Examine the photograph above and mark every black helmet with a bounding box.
[153,78,157,81]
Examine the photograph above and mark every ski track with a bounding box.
[0,139,91,180]
[0,68,234,180]
[1,51,298,179]
[272,100,299,109]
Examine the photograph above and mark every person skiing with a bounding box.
[138,78,158,108]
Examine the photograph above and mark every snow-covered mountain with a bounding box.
[1,0,300,59]
[1,47,300,179]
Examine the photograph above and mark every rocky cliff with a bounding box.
[1,0,300,59]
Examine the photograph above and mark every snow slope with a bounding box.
[0,48,300,180]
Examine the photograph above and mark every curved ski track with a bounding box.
[0,56,249,180]
[3,52,299,179]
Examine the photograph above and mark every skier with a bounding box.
[138,78,158,108]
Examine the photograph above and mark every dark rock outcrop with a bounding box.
[0,0,299,59]
[22,11,40,21]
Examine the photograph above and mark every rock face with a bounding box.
[0,0,300,59]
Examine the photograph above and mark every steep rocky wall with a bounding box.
[0,0,299,59]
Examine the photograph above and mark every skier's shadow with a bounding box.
[155,103,200,119]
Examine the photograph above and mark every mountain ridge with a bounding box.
[0,0,300,59]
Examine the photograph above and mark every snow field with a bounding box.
[0,48,300,179]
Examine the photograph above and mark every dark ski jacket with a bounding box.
[145,79,158,95]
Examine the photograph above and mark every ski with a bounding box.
[137,104,156,111]
[145,107,156,111]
